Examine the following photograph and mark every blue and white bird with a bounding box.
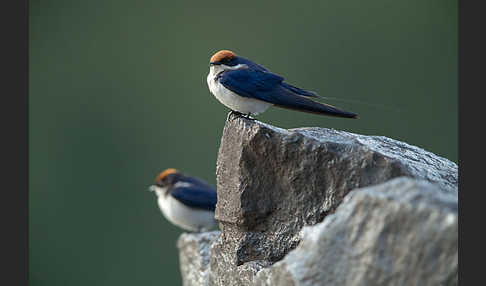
[207,50,358,118]
[148,168,218,232]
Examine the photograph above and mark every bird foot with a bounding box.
[243,113,254,120]
[227,110,255,121]
[229,110,242,117]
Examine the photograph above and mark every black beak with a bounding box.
[209,61,221,66]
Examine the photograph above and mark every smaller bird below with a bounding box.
[207,49,358,119]
[148,168,218,232]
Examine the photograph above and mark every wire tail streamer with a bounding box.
[314,95,402,113]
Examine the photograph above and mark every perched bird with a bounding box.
[148,168,218,232]
[207,50,358,119]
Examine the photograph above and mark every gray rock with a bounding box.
[254,177,458,286]
[214,113,457,271]
[177,231,220,286]
[209,234,272,286]
[177,114,458,285]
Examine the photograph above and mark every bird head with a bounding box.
[209,50,257,77]
[209,50,270,76]
[209,50,238,66]
[148,168,182,195]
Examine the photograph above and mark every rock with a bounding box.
[214,113,457,271]
[209,235,272,286]
[177,231,220,286]
[254,177,458,286]
[177,114,458,285]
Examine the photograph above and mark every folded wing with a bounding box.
[170,183,217,211]
[220,68,357,118]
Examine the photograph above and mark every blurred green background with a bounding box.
[29,0,457,285]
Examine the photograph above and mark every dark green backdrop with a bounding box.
[30,1,457,285]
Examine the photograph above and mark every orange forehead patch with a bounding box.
[155,168,178,183]
[210,50,235,63]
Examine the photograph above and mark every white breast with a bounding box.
[157,194,218,232]
[207,68,272,115]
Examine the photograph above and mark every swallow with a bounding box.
[148,168,218,232]
[207,50,358,119]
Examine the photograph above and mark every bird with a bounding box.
[148,168,218,232]
[207,50,358,119]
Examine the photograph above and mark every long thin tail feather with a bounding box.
[271,87,358,118]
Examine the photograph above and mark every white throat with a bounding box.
[149,185,167,197]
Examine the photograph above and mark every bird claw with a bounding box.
[228,110,242,120]
[243,113,255,120]
[227,110,255,121]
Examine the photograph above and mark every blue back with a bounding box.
[228,56,318,98]
[169,178,217,211]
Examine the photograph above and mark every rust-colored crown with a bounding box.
[154,168,178,183]
[210,50,235,63]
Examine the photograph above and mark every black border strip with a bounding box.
[458,0,484,285]
[0,0,28,285]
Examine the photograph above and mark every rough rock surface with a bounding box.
[214,114,457,270]
[177,114,458,286]
[254,177,458,286]
[177,231,220,286]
